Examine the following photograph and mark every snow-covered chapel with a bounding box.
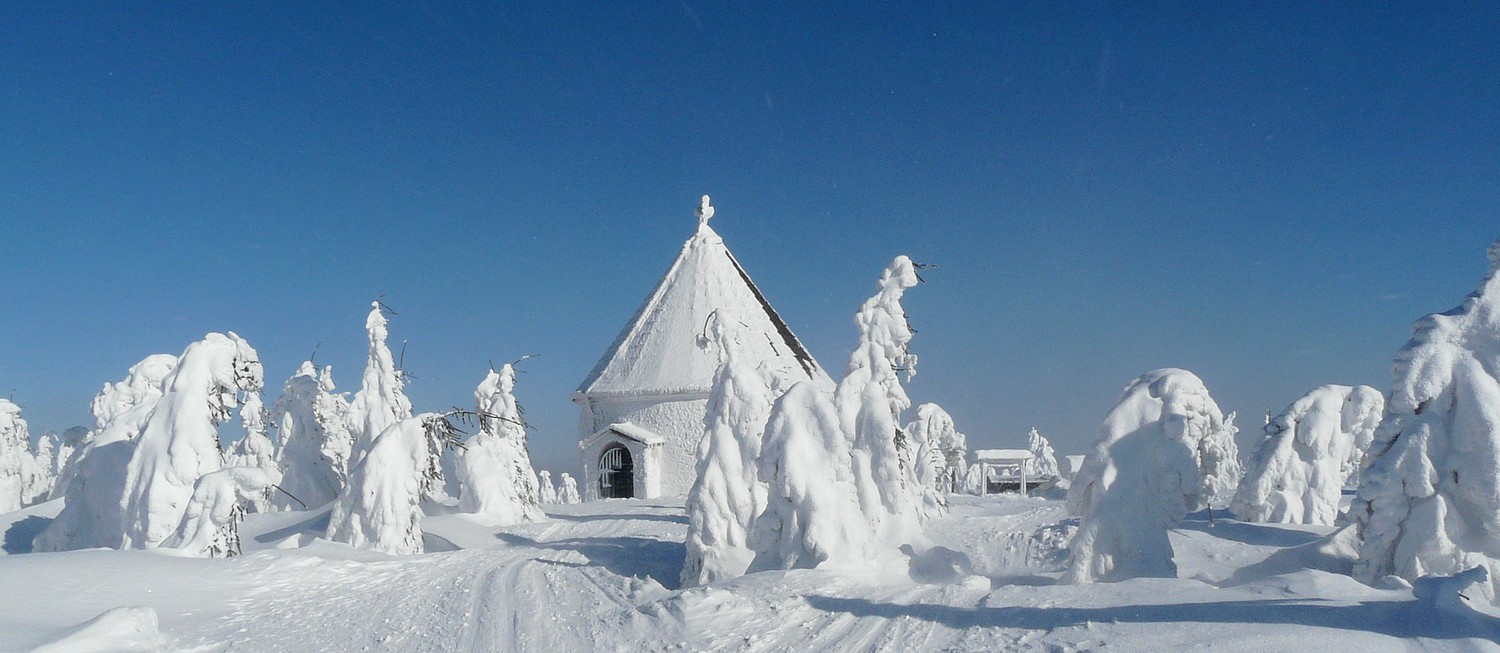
[574,196,833,499]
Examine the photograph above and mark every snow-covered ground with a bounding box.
[1,494,1496,652]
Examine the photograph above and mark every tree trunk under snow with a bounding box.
[1066,368,1226,583]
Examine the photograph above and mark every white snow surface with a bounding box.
[577,213,832,399]
[1066,368,1228,583]
[2,492,1497,651]
[1353,239,1500,600]
[1232,384,1384,526]
[120,332,264,549]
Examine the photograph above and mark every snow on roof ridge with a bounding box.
[576,196,829,397]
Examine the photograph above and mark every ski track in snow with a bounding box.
[2,496,1498,652]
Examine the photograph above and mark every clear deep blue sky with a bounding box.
[2,2,1497,472]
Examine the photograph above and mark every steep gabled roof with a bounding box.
[577,201,832,398]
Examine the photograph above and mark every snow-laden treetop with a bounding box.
[1388,237,1500,416]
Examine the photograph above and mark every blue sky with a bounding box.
[1,2,1497,471]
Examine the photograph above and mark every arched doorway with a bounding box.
[599,444,634,499]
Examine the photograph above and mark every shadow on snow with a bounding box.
[803,594,1500,641]
[495,532,686,591]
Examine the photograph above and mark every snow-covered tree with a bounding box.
[326,413,459,555]
[834,255,930,541]
[271,362,354,511]
[682,315,778,587]
[119,333,264,549]
[559,474,581,504]
[1353,239,1500,599]
[749,382,871,572]
[906,404,966,493]
[456,365,544,525]
[1196,412,1242,509]
[1340,386,1386,487]
[227,392,276,473]
[1023,428,1060,481]
[34,354,178,551]
[48,425,90,499]
[0,398,35,513]
[964,463,983,495]
[1232,385,1384,525]
[537,470,558,504]
[1066,369,1227,583]
[346,302,412,465]
[32,433,58,499]
[167,466,281,557]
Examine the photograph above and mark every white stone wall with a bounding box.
[580,394,707,497]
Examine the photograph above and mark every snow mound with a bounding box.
[29,606,164,653]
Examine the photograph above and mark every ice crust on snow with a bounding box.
[456,365,544,525]
[1232,384,1383,525]
[1066,368,1227,583]
[119,332,263,549]
[1353,239,1500,600]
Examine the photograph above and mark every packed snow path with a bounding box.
[1,496,1497,651]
